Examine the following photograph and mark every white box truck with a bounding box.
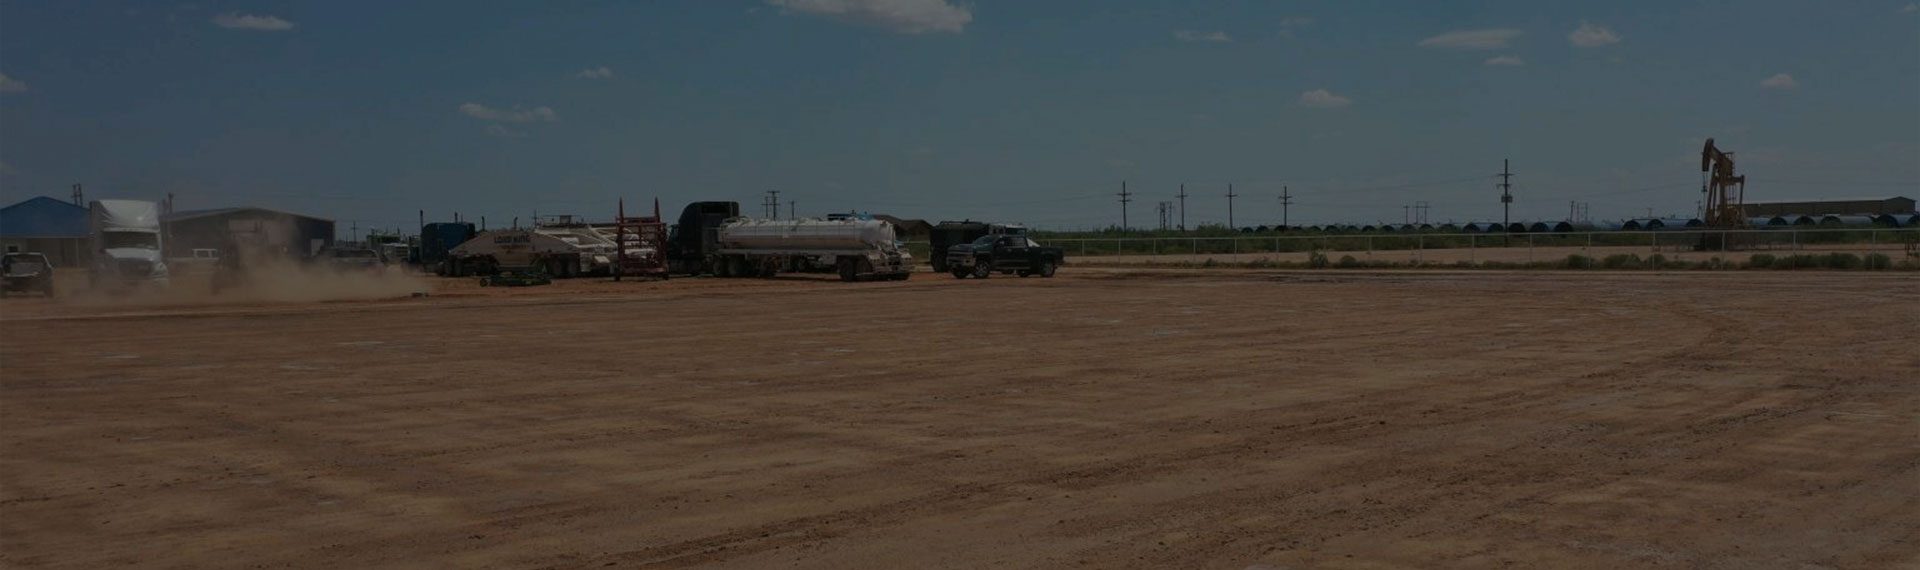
[89,199,170,289]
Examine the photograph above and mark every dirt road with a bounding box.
[3,270,1916,568]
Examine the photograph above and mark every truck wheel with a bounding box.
[950,269,969,279]
[972,261,992,279]
[1017,270,1031,278]
[1038,260,1057,278]
[838,257,858,282]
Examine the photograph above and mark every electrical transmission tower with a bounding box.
[1225,184,1238,229]
[1497,159,1514,228]
[1157,201,1173,230]
[1116,181,1132,229]
[763,190,781,219]
[1176,184,1188,231]
[1279,185,1292,230]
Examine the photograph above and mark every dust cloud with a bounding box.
[66,258,428,307]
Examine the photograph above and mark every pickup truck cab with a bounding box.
[946,234,1064,279]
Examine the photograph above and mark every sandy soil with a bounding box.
[2,269,1916,569]
[1073,243,1916,266]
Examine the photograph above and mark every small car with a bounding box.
[1,252,56,297]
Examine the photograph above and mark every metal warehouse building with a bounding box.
[1741,196,1915,217]
[0,196,92,266]
[163,207,336,258]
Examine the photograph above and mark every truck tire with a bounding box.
[972,260,992,279]
[838,257,860,282]
[950,269,969,279]
[1038,259,1057,278]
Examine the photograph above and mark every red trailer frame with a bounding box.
[613,198,669,281]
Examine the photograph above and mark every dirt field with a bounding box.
[1074,243,1914,266]
[3,269,1917,569]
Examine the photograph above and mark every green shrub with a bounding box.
[1308,251,1330,269]
[1864,253,1893,270]
[1774,254,1822,269]
[1823,253,1862,269]
[1602,254,1642,269]
[1336,255,1361,268]
[1201,258,1219,268]
[1565,254,1594,269]
[1646,254,1668,268]
[1748,254,1775,269]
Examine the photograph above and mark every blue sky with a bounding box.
[2,1,1916,230]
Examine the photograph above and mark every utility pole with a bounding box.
[71,183,83,205]
[763,190,781,219]
[789,200,796,220]
[1415,201,1430,224]
[1176,184,1188,231]
[1497,159,1514,228]
[1116,181,1133,229]
[1279,185,1292,230]
[1226,184,1238,229]
[1403,204,1411,225]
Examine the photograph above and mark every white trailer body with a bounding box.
[712,218,912,281]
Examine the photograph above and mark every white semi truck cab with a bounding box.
[88,199,170,288]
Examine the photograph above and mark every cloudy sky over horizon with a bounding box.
[2,1,1916,229]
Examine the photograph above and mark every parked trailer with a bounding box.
[441,225,615,278]
[710,217,914,281]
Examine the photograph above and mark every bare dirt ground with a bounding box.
[1075,243,1915,266]
[3,269,1917,569]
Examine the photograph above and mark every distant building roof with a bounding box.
[0,196,89,238]
[1746,196,1912,205]
[164,206,334,224]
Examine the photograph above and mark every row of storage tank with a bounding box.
[1294,213,1919,234]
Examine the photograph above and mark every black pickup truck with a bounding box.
[946,234,1064,278]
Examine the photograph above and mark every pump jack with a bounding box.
[1701,138,1747,228]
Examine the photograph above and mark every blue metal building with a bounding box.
[0,196,92,266]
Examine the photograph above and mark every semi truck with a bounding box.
[88,199,169,289]
[667,201,913,281]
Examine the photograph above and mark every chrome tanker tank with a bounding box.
[716,218,903,252]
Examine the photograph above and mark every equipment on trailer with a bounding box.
[441,219,617,278]
[613,198,670,281]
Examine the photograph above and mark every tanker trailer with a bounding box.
[712,217,913,281]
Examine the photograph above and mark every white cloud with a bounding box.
[767,0,971,34]
[1173,30,1232,43]
[459,103,558,123]
[1760,73,1798,90]
[485,125,527,138]
[1298,89,1351,109]
[576,66,614,79]
[1903,3,1918,13]
[211,12,294,31]
[1483,55,1525,67]
[0,72,27,93]
[1567,21,1620,47]
[1417,29,1522,50]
